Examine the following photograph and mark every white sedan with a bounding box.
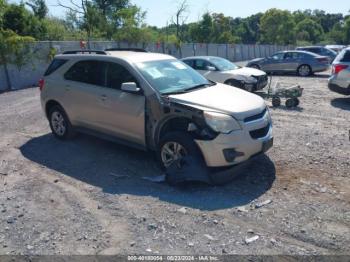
[182,56,268,92]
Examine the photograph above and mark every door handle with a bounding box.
[101,94,107,101]
[65,84,70,91]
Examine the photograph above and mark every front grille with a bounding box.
[244,108,267,123]
[250,124,270,139]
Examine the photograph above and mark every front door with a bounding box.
[93,62,146,146]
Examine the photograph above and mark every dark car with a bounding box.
[246,50,329,76]
[296,46,337,63]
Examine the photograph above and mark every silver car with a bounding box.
[296,46,337,63]
[247,50,329,76]
[328,47,350,95]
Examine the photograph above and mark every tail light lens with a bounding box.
[332,64,348,74]
[38,78,45,91]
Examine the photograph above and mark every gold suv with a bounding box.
[40,49,273,184]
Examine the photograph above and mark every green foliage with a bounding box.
[0,29,34,68]
[260,9,296,44]
[296,18,324,43]
[26,0,48,20]
[0,0,349,46]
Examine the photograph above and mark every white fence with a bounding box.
[0,41,294,91]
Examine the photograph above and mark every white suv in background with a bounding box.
[182,56,268,92]
[329,47,350,95]
[40,49,273,184]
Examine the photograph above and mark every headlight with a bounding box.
[204,111,241,134]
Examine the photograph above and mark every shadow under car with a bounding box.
[20,133,276,211]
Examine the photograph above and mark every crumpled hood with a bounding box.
[169,83,266,120]
[225,67,266,77]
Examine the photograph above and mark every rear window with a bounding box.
[64,60,106,86]
[44,59,68,76]
[340,50,350,62]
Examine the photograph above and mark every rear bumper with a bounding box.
[328,83,350,95]
[313,64,330,72]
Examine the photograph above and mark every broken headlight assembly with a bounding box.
[204,111,241,134]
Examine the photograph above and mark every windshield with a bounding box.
[208,57,239,71]
[135,59,212,95]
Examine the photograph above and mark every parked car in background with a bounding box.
[40,49,273,184]
[296,46,337,63]
[328,47,350,95]
[325,45,346,53]
[181,56,268,92]
[246,50,329,76]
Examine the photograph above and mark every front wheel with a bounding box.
[157,131,205,184]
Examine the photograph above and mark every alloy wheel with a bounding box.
[161,142,187,168]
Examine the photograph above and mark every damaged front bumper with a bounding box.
[195,116,273,167]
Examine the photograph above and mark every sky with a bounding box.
[14,0,350,27]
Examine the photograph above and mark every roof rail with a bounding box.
[63,50,107,55]
[105,48,148,52]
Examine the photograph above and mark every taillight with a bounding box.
[38,78,45,91]
[332,64,348,74]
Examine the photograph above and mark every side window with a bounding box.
[64,60,106,86]
[183,60,194,68]
[44,59,68,76]
[106,62,137,90]
[340,51,350,62]
[284,52,293,59]
[272,53,284,60]
[309,48,320,54]
[195,60,210,70]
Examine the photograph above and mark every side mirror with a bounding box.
[121,82,141,94]
[206,66,217,71]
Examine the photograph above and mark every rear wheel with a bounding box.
[285,99,295,108]
[297,64,311,77]
[49,105,76,140]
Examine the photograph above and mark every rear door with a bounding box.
[63,60,107,127]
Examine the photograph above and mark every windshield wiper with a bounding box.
[184,82,216,92]
[162,82,216,96]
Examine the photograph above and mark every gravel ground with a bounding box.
[0,72,349,256]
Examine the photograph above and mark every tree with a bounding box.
[344,17,350,44]
[296,18,324,43]
[172,0,189,43]
[0,29,34,90]
[26,0,48,20]
[189,12,213,43]
[260,8,296,44]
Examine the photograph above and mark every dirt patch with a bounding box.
[0,72,350,255]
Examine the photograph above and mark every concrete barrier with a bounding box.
[0,41,293,91]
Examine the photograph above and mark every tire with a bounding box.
[297,64,312,77]
[285,99,294,108]
[48,105,76,140]
[272,97,281,107]
[293,98,300,107]
[157,131,204,184]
